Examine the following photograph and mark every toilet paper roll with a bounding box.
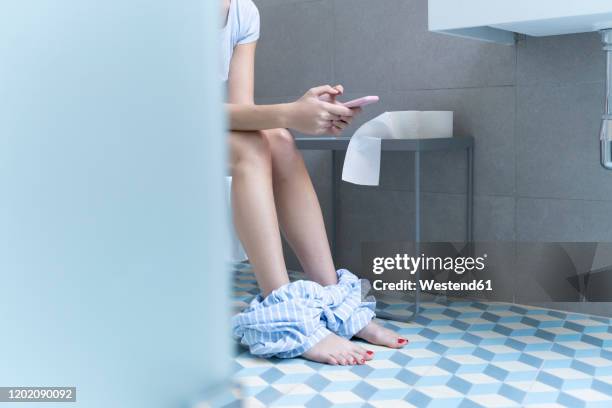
[342,111,453,186]
[418,111,453,139]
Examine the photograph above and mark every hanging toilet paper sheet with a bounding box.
[342,111,453,186]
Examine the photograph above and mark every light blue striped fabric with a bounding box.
[232,269,376,358]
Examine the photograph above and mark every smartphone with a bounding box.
[343,95,380,108]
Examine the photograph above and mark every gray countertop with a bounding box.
[294,136,474,151]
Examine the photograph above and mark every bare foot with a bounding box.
[355,321,408,349]
[302,333,375,365]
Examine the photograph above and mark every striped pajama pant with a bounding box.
[232,269,376,358]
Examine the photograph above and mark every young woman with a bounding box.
[223,0,407,366]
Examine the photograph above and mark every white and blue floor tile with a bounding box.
[227,264,612,407]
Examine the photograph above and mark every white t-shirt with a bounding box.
[220,0,260,82]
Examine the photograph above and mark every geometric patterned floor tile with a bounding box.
[523,350,574,369]
[558,388,612,408]
[224,265,612,408]
[464,393,520,408]
[404,386,464,408]
[583,331,612,348]
[484,361,539,382]
[537,368,594,390]
[552,341,602,358]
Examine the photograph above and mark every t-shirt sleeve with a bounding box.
[236,0,260,45]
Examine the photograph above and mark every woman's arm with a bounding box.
[226,42,356,135]
[227,103,291,130]
[227,42,292,130]
[227,42,256,105]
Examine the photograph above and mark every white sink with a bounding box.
[429,0,612,44]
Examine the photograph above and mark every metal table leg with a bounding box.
[331,150,337,260]
[414,150,421,316]
[467,146,474,243]
[376,150,421,322]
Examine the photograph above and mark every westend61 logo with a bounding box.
[372,253,488,275]
[363,245,493,293]
[364,241,612,299]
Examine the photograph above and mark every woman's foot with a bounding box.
[355,321,408,349]
[302,333,375,365]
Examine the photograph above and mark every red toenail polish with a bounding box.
[366,350,374,355]
[398,338,406,343]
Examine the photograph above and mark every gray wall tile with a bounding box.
[344,191,512,236]
[581,201,612,242]
[517,198,612,242]
[336,185,416,274]
[254,0,334,98]
[517,198,583,241]
[333,0,515,93]
[474,195,516,241]
[516,82,611,201]
[421,192,466,242]
[514,243,583,304]
[378,149,466,195]
[517,33,605,86]
[334,190,515,268]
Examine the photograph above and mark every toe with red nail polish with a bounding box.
[355,321,408,349]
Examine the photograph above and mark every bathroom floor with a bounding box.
[228,263,612,408]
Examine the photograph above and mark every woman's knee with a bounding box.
[229,131,272,175]
[263,128,301,161]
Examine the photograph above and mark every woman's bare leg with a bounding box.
[263,129,408,349]
[230,131,289,296]
[230,130,373,364]
[262,129,338,286]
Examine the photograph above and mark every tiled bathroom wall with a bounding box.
[252,0,612,315]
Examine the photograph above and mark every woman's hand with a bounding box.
[284,85,355,135]
[322,85,362,136]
